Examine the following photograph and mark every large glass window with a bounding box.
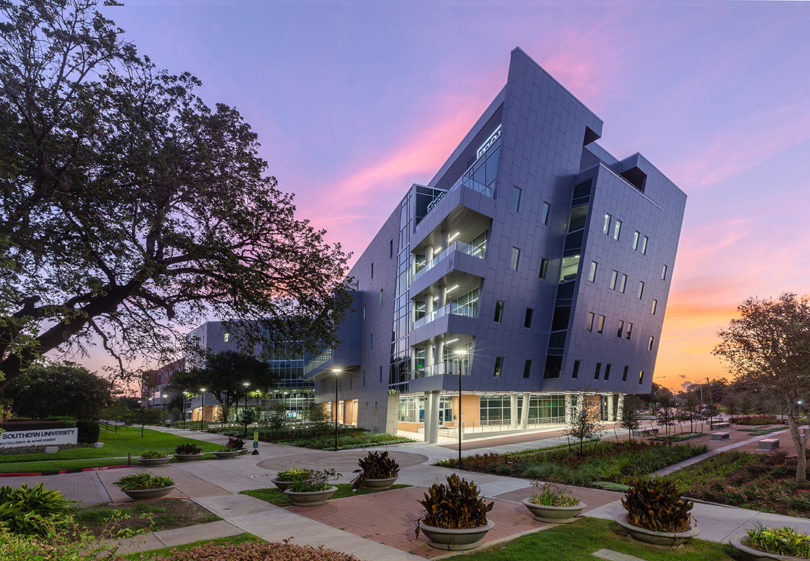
[518,394,566,424]
[480,395,510,425]
[398,396,425,423]
[560,255,580,282]
[568,205,588,232]
[469,230,488,259]
[450,288,479,317]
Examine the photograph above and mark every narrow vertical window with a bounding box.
[637,281,645,300]
[588,261,598,282]
[389,240,394,258]
[362,304,366,319]
[370,332,373,349]
[622,365,629,381]
[224,332,230,342]
[523,360,532,378]
[494,301,504,322]
[625,322,633,339]
[572,360,580,378]
[610,270,618,290]
[594,362,602,379]
[524,308,534,328]
[510,247,520,270]
[651,299,658,315]
[613,219,622,241]
[639,370,645,384]
[379,366,382,383]
[371,262,374,279]
[586,312,595,331]
[363,370,366,386]
[641,235,649,255]
[539,258,549,279]
[493,357,503,377]
[510,186,522,211]
[632,230,640,250]
[619,274,627,293]
[616,320,624,338]
[603,213,612,235]
[597,315,605,334]
[541,202,551,225]
[661,264,668,280]
[648,336,655,350]
[604,363,611,380]
[379,288,383,305]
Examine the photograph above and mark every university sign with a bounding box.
[0,428,78,449]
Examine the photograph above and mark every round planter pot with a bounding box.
[272,478,296,491]
[616,514,699,546]
[174,453,202,462]
[522,499,585,524]
[214,450,240,459]
[284,486,338,506]
[729,534,803,561]
[363,476,398,490]
[417,520,494,551]
[122,485,175,500]
[138,457,171,467]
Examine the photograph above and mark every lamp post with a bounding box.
[242,381,251,438]
[454,349,467,469]
[182,392,188,429]
[199,388,206,432]
[332,369,341,451]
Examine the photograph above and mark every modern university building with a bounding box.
[304,48,686,442]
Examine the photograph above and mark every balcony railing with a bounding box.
[413,240,485,282]
[413,360,471,378]
[425,172,496,216]
[412,302,477,331]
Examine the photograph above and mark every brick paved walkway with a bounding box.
[257,449,428,473]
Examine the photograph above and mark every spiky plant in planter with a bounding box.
[140,450,168,459]
[416,474,494,550]
[352,450,400,489]
[226,437,245,451]
[175,443,202,455]
[622,478,693,532]
[114,472,175,491]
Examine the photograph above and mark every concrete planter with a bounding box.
[362,476,398,490]
[284,486,337,506]
[174,453,202,462]
[138,457,171,467]
[730,534,803,560]
[417,520,494,551]
[616,514,699,546]
[122,485,175,500]
[214,450,240,459]
[272,478,296,491]
[522,498,585,524]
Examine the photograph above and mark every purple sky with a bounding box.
[82,1,810,391]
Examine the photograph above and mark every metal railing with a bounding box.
[413,360,472,378]
[412,302,477,331]
[413,240,485,282]
[425,172,495,216]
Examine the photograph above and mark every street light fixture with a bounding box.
[242,381,251,438]
[454,349,467,469]
[199,388,206,432]
[332,369,342,451]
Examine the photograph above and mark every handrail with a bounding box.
[413,240,485,281]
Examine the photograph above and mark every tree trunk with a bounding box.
[789,415,808,483]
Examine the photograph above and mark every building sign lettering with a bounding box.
[0,428,78,449]
[476,124,502,159]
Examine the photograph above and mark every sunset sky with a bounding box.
[88,1,810,392]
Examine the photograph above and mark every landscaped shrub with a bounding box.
[226,437,245,450]
[141,450,168,459]
[276,468,311,482]
[746,523,810,558]
[114,472,175,491]
[352,450,400,488]
[288,469,339,492]
[0,524,124,561]
[0,420,74,431]
[77,420,100,443]
[416,474,493,533]
[732,415,782,426]
[528,482,579,507]
[148,541,360,561]
[175,443,202,455]
[622,478,693,532]
[0,483,77,535]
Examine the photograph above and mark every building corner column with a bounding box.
[607,393,615,422]
[429,390,440,443]
[510,394,519,429]
[521,393,530,429]
[424,392,434,442]
[617,394,625,422]
[565,393,573,423]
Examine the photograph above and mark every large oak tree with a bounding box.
[0,0,351,386]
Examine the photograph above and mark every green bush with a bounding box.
[622,478,693,532]
[147,541,359,561]
[0,525,124,560]
[747,523,810,558]
[416,474,493,532]
[288,469,339,492]
[141,450,168,459]
[175,443,202,455]
[76,420,100,443]
[0,483,77,535]
[528,482,579,507]
[113,472,174,491]
[276,468,311,482]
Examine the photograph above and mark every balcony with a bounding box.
[414,360,471,378]
[414,240,485,282]
[413,302,477,331]
[410,304,479,346]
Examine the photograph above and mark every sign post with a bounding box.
[252,430,259,455]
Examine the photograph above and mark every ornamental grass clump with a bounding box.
[352,450,400,488]
[140,450,167,459]
[288,469,339,492]
[747,523,810,558]
[276,468,312,482]
[528,482,579,507]
[416,474,493,535]
[114,472,174,491]
[0,483,77,535]
[622,477,693,532]
[175,443,202,455]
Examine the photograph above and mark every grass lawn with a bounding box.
[0,426,220,473]
[449,517,735,561]
[122,533,261,560]
[241,483,409,507]
[242,425,412,450]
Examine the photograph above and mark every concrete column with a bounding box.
[426,246,434,262]
[617,394,625,421]
[426,293,434,314]
[440,230,448,252]
[439,286,447,308]
[437,341,445,373]
[510,394,519,429]
[607,394,615,422]
[426,342,434,369]
[429,391,441,444]
[424,392,434,442]
[521,393,530,429]
[576,392,585,417]
[565,394,573,423]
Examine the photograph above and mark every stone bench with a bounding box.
[711,421,731,429]
[632,428,659,437]
[710,432,730,441]
[758,438,779,451]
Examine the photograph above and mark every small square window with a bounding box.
[603,213,612,235]
[648,336,655,350]
[632,230,640,250]
[619,274,627,293]
[572,360,580,378]
[539,258,549,279]
[597,315,605,334]
[637,281,645,300]
[541,202,551,225]
[586,312,595,331]
[588,261,598,282]
[494,301,504,323]
[594,362,602,379]
[622,365,629,381]
[641,235,649,255]
[604,363,611,380]
[493,357,503,377]
[639,370,645,384]
[616,320,624,338]
[651,299,658,315]
[613,219,622,241]
[524,308,534,328]
[626,322,633,339]
[661,264,668,280]
[523,360,532,378]
[610,270,618,290]
[510,186,522,212]
[510,247,521,270]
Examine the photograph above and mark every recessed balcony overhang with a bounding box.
[412,188,495,251]
[409,311,478,347]
[410,249,486,299]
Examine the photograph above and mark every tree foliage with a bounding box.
[3,362,112,419]
[170,350,278,423]
[714,293,810,483]
[566,403,600,456]
[0,0,351,386]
